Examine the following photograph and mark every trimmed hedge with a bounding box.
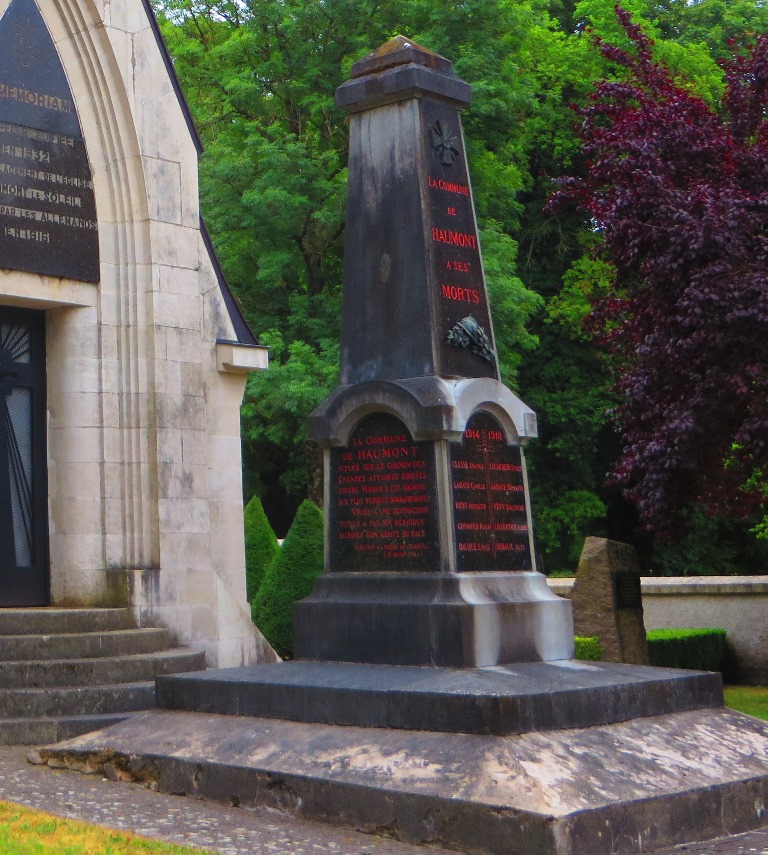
[574,636,604,661]
[251,499,323,659]
[244,495,280,602]
[646,628,727,672]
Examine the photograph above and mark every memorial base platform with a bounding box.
[36,702,768,855]
[155,659,722,735]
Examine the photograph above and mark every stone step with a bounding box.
[0,713,136,746]
[34,706,768,855]
[0,648,206,689]
[157,660,723,735]
[0,681,156,718]
[0,607,207,745]
[0,628,172,662]
[0,608,136,635]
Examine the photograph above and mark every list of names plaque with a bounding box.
[450,411,533,571]
[328,413,439,572]
[0,0,99,282]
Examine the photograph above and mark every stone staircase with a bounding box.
[0,608,206,745]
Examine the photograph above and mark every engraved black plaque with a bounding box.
[423,101,497,381]
[328,413,439,572]
[0,0,99,282]
[613,572,643,611]
[450,411,532,571]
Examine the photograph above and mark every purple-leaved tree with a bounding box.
[549,6,768,533]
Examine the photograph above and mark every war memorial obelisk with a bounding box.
[44,37,768,855]
[294,35,573,666]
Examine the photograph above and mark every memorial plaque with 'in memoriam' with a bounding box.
[0,0,99,282]
[328,413,439,572]
[451,411,532,571]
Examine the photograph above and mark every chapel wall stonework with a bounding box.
[0,0,277,666]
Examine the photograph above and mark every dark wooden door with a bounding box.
[0,307,48,606]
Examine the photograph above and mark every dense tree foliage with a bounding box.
[153,0,768,572]
[550,8,768,535]
[154,0,559,531]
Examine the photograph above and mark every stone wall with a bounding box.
[548,576,768,683]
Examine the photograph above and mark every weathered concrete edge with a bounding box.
[33,744,561,854]
[33,731,768,855]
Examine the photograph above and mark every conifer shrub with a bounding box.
[574,636,603,661]
[251,499,323,659]
[243,495,280,602]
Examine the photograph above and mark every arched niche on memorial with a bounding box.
[449,410,534,572]
[327,412,441,574]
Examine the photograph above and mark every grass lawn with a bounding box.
[724,686,768,720]
[0,802,209,855]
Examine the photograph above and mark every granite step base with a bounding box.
[0,681,157,718]
[157,659,723,735]
[0,712,136,746]
[35,706,768,855]
[0,608,205,745]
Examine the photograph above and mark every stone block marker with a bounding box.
[571,536,650,665]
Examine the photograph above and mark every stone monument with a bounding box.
[295,35,574,667]
[571,536,650,665]
[42,37,768,855]
[0,0,275,666]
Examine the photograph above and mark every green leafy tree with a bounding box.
[241,331,338,533]
[251,499,324,659]
[153,0,768,572]
[153,0,554,526]
[243,495,280,601]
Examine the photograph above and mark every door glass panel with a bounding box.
[1,323,31,363]
[5,387,33,567]
[0,308,46,605]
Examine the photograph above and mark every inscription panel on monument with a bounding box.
[328,413,439,572]
[423,100,496,380]
[613,571,643,611]
[0,0,99,282]
[450,411,532,571]
[0,121,98,281]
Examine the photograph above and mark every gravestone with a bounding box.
[295,35,574,666]
[570,537,650,665]
[0,0,276,666]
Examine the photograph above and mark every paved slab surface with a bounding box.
[29,708,768,855]
[0,740,766,854]
[652,835,768,854]
[0,746,454,855]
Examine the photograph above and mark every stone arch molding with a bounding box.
[0,0,161,593]
[37,0,156,588]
